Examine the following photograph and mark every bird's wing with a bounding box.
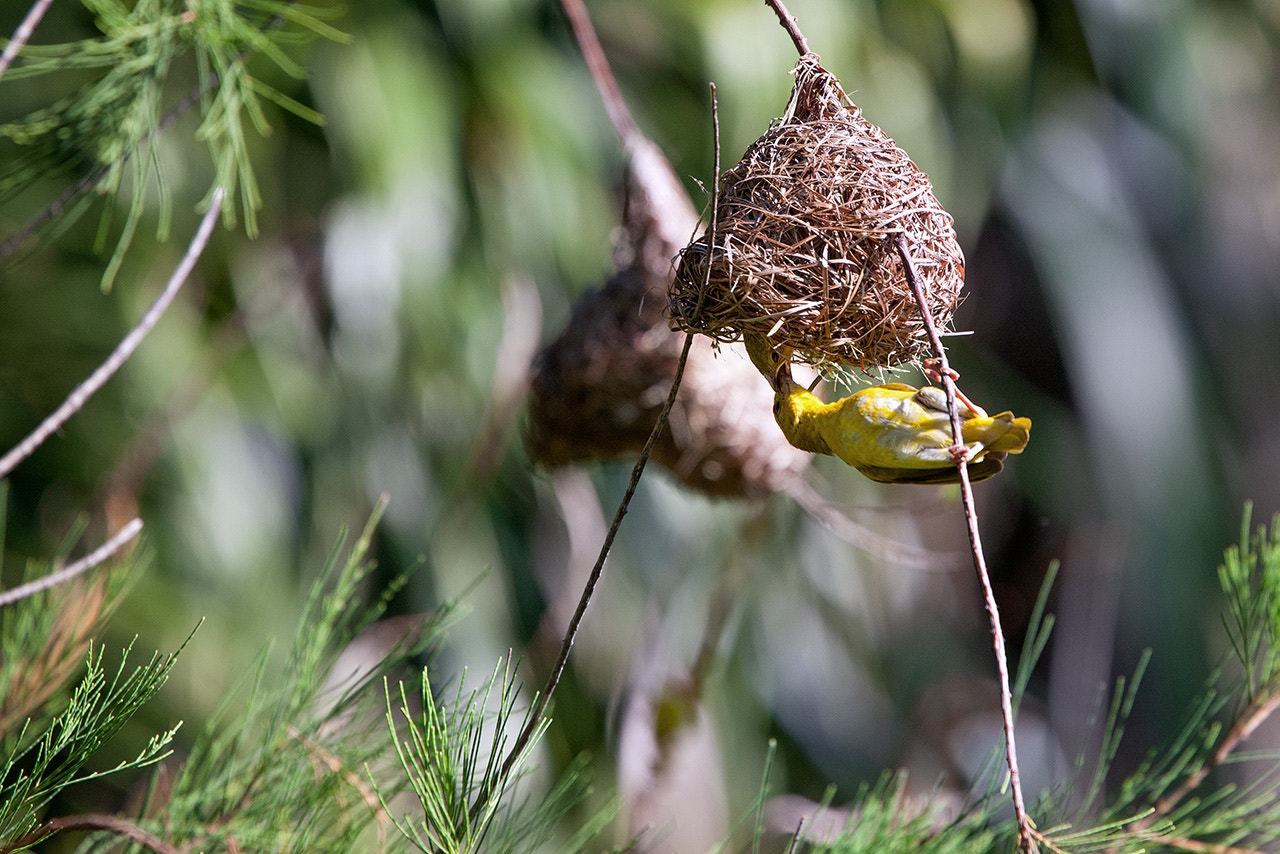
[915,386,982,418]
[855,453,1006,485]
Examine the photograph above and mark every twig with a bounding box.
[785,816,807,854]
[0,0,54,83]
[559,0,640,144]
[1136,834,1265,854]
[0,517,142,608]
[483,332,695,816]
[475,82,724,825]
[764,0,811,57]
[896,232,1036,854]
[0,187,224,480]
[1153,691,1280,820]
[0,813,180,854]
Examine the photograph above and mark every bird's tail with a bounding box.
[964,412,1031,455]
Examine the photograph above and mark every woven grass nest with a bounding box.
[526,139,812,499]
[669,53,965,372]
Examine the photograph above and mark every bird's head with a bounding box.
[741,332,794,392]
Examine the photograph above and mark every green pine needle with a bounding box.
[0,0,347,284]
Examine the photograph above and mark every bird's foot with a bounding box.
[923,359,980,414]
[922,358,959,385]
[949,441,987,466]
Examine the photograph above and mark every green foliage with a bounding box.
[0,636,185,848]
[0,0,346,285]
[1220,502,1280,702]
[807,778,996,854]
[381,660,611,854]
[75,501,444,852]
[1032,506,1280,854]
[0,494,602,853]
[8,500,1280,853]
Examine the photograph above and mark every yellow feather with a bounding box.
[739,332,1030,484]
[774,374,1029,485]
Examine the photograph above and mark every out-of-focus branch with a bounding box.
[0,518,142,608]
[0,813,179,854]
[0,188,224,480]
[559,0,640,144]
[466,274,543,484]
[0,0,54,82]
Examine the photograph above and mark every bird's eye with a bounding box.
[772,400,781,415]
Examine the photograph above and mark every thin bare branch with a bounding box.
[0,0,55,83]
[1137,833,1266,854]
[0,812,179,854]
[559,0,640,144]
[482,336,696,821]
[896,232,1036,854]
[0,187,225,480]
[0,517,142,608]
[475,82,724,826]
[1152,691,1280,821]
[764,0,811,58]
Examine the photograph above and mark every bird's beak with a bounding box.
[773,359,794,392]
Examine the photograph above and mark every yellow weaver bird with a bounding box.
[742,333,1030,485]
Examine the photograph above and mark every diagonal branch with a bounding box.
[559,0,640,144]
[473,80,725,828]
[0,0,55,83]
[0,813,179,854]
[0,517,142,608]
[764,0,811,58]
[0,187,225,480]
[1149,690,1280,823]
[896,232,1036,853]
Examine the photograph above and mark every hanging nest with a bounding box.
[669,53,965,372]
[526,138,811,499]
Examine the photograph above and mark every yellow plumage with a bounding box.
[742,333,1030,485]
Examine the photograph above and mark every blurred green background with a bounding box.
[3,0,1279,847]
